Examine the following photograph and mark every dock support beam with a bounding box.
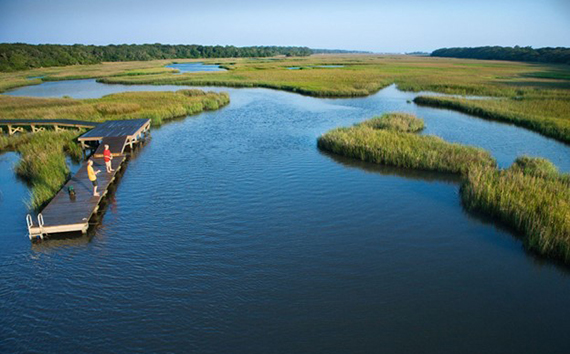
[31,124,45,133]
[8,125,24,135]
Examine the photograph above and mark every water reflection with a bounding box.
[31,233,94,251]
[320,150,461,184]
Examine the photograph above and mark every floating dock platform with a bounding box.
[26,119,151,239]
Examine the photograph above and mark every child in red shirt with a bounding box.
[103,144,114,173]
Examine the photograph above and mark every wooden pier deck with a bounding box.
[28,157,125,236]
[0,119,98,135]
[27,119,151,239]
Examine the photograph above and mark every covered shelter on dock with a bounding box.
[78,118,151,156]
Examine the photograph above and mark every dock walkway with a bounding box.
[27,119,151,239]
[0,119,98,135]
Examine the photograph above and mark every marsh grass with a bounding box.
[0,89,230,126]
[317,113,495,174]
[462,159,570,263]
[90,55,570,143]
[319,114,570,264]
[1,55,568,142]
[357,113,424,132]
[510,156,562,179]
[413,95,570,143]
[1,130,83,209]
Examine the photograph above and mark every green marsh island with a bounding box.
[318,113,570,263]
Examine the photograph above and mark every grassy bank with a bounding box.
[96,56,570,143]
[97,67,392,97]
[319,114,570,264]
[0,130,83,209]
[462,157,570,263]
[0,59,181,93]
[0,89,230,126]
[0,89,230,208]
[1,55,568,142]
[317,113,495,174]
[94,55,570,97]
[356,112,425,132]
[1,55,567,99]
[414,95,570,144]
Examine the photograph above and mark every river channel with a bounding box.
[1,78,569,353]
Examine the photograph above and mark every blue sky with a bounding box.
[0,0,568,52]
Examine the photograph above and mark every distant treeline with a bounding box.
[311,48,371,54]
[431,46,570,65]
[405,52,430,56]
[0,43,312,72]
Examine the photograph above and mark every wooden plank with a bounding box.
[0,119,98,128]
[30,223,86,235]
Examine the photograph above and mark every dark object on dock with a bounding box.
[26,119,151,239]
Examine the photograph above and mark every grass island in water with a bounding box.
[318,113,570,264]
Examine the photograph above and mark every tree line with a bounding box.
[0,43,313,72]
[431,46,570,65]
[311,48,371,54]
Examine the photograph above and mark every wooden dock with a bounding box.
[0,119,98,135]
[26,119,151,239]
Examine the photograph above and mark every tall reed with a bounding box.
[461,159,570,263]
[2,130,83,209]
[318,113,495,174]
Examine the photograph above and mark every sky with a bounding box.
[0,0,569,52]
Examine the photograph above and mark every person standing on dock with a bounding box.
[87,159,101,197]
[103,144,114,173]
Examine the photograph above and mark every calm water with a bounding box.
[1,81,570,353]
[166,62,226,73]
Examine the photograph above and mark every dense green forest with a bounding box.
[431,46,570,65]
[0,43,312,72]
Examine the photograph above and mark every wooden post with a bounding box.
[31,124,45,133]
[8,125,23,135]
